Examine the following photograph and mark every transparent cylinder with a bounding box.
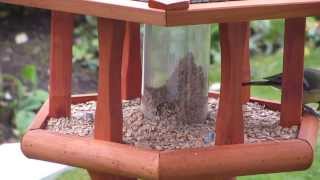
[142,24,210,124]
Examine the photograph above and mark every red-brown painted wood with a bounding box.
[22,129,159,180]
[96,17,125,142]
[22,94,316,179]
[298,114,319,150]
[90,17,135,180]
[216,22,249,180]
[209,91,281,111]
[216,22,249,145]
[148,0,190,10]
[29,100,49,130]
[2,0,320,26]
[242,24,251,103]
[48,11,74,118]
[121,22,142,100]
[280,18,306,127]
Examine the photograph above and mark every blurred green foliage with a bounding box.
[73,16,99,70]
[0,65,48,135]
[210,17,320,64]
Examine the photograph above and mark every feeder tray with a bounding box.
[1,0,320,179]
[22,92,318,179]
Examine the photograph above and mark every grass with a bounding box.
[55,48,320,180]
[53,168,90,180]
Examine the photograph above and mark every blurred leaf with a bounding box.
[21,64,37,88]
[15,110,35,135]
[18,90,47,111]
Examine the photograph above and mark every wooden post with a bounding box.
[216,22,249,180]
[280,18,306,127]
[48,11,74,118]
[89,18,135,180]
[121,22,142,100]
[242,25,251,103]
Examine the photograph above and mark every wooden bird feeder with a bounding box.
[1,0,320,179]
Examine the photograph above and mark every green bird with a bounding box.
[243,68,320,116]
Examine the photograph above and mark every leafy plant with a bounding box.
[1,64,48,135]
[73,16,99,70]
[14,89,47,134]
[21,64,37,89]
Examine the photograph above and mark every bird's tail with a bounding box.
[242,80,275,86]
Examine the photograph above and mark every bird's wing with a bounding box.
[303,77,311,91]
[304,68,320,91]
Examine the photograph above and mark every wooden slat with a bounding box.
[71,93,98,104]
[298,114,319,150]
[166,0,320,26]
[242,23,251,103]
[280,18,306,127]
[121,22,142,100]
[0,0,166,25]
[159,139,312,178]
[21,129,159,179]
[48,11,74,118]
[92,18,135,180]
[208,91,281,111]
[215,22,249,145]
[148,0,190,10]
[28,100,49,130]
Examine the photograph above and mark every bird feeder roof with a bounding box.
[1,0,320,26]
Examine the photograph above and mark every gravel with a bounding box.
[46,98,299,151]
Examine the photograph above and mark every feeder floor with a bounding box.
[46,98,298,151]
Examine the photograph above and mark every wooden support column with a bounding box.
[280,18,306,127]
[49,11,74,118]
[89,18,135,180]
[121,22,142,100]
[216,22,249,180]
[242,25,251,103]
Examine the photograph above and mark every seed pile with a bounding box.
[46,98,299,150]
[142,52,207,124]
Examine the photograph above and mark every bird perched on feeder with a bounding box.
[243,68,320,116]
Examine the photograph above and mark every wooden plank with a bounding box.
[149,0,190,10]
[208,91,281,111]
[91,18,135,180]
[0,0,166,25]
[298,114,319,150]
[166,0,320,26]
[159,139,312,178]
[280,18,306,127]
[29,94,98,132]
[242,23,251,103]
[48,11,74,118]
[71,93,98,104]
[121,22,142,100]
[215,22,249,145]
[21,129,159,179]
[28,100,49,130]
